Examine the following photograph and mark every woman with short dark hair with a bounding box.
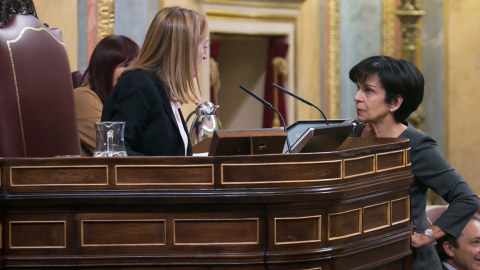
[349,55,478,269]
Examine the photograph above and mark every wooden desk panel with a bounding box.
[0,137,413,269]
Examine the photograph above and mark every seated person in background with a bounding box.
[101,6,209,156]
[74,35,139,156]
[436,213,480,270]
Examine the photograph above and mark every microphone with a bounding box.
[272,83,329,125]
[239,85,292,154]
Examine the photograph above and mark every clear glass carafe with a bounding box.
[93,121,127,157]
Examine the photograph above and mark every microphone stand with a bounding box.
[239,85,292,154]
[272,83,329,125]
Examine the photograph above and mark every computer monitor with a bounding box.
[284,119,357,153]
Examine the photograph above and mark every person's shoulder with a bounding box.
[120,69,153,81]
[74,86,101,101]
[400,122,437,149]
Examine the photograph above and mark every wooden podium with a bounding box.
[0,137,413,269]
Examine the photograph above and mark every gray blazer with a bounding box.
[352,123,478,270]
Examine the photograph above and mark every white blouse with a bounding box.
[170,101,188,156]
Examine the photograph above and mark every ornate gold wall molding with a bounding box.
[382,0,396,56]
[328,0,339,119]
[395,0,424,64]
[97,0,115,41]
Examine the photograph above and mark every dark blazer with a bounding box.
[101,70,192,156]
[351,123,478,270]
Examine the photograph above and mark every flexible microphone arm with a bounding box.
[239,85,292,154]
[272,83,329,125]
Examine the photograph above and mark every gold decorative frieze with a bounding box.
[205,0,304,9]
[395,0,425,63]
[382,0,396,56]
[97,0,114,41]
[174,218,259,245]
[206,9,297,23]
[274,215,321,245]
[328,0,340,119]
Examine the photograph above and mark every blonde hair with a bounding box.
[126,6,208,104]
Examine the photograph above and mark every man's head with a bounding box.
[436,213,480,270]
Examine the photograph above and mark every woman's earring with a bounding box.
[390,109,394,112]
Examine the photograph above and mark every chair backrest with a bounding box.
[0,14,80,157]
[71,70,85,89]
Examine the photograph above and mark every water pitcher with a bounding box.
[94,121,128,157]
[187,101,222,146]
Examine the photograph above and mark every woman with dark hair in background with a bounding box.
[74,34,140,156]
[349,55,478,269]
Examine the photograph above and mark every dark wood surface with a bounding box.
[0,137,413,269]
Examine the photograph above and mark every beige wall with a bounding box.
[446,0,480,193]
[35,0,78,71]
[298,0,321,120]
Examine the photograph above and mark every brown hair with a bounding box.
[126,6,208,104]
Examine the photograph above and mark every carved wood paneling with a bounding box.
[328,208,362,240]
[363,202,390,232]
[115,165,214,186]
[10,165,108,187]
[9,221,66,249]
[343,155,375,178]
[221,160,342,184]
[376,150,405,172]
[391,196,410,225]
[82,219,166,246]
[274,215,321,245]
[174,219,259,245]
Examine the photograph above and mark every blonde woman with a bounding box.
[101,6,209,156]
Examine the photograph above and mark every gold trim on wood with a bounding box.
[328,208,362,240]
[221,160,343,184]
[173,218,259,245]
[114,164,214,186]
[274,215,322,245]
[382,0,396,56]
[391,196,411,225]
[406,147,411,166]
[363,201,391,233]
[97,0,114,41]
[81,219,166,247]
[375,149,406,173]
[7,27,65,157]
[9,165,108,187]
[9,220,67,249]
[343,154,376,179]
[328,0,340,118]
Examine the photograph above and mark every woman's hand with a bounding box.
[411,225,445,248]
